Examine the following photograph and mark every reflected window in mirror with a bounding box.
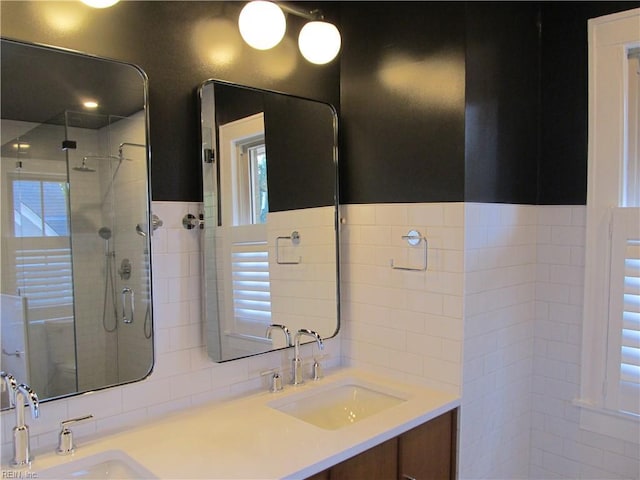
[219,113,268,226]
[218,112,273,348]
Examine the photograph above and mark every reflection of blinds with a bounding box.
[609,208,640,415]
[16,245,73,308]
[620,239,640,412]
[231,241,271,324]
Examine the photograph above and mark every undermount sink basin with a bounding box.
[269,380,407,430]
[37,450,157,479]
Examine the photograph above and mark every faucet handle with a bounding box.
[56,414,93,455]
[260,369,284,393]
[312,354,329,381]
[312,359,323,381]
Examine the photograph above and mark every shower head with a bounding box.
[73,158,96,173]
[98,227,112,240]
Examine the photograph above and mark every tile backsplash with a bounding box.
[1,201,340,460]
[2,201,638,480]
[339,203,464,393]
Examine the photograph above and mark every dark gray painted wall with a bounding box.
[339,1,639,205]
[339,1,467,204]
[464,2,540,205]
[0,1,340,202]
[3,1,639,205]
[539,1,640,205]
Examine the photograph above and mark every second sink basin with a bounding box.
[269,380,407,430]
[36,450,157,479]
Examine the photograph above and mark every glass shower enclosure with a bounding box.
[1,109,152,402]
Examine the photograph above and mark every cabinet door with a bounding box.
[305,470,330,480]
[330,437,398,480]
[398,410,456,480]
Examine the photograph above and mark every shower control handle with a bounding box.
[122,287,134,324]
[118,258,132,280]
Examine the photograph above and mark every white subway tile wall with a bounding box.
[339,203,465,393]
[531,206,640,480]
[0,201,340,461]
[2,201,637,480]
[460,203,538,480]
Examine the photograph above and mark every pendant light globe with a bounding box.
[239,1,286,50]
[298,21,341,65]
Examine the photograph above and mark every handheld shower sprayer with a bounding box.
[98,226,112,256]
[98,226,112,240]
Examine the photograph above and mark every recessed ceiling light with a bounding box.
[83,101,99,109]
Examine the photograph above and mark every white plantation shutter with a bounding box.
[220,224,272,339]
[12,238,73,310]
[607,208,640,414]
[231,241,271,324]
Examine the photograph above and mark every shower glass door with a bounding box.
[65,110,152,392]
[1,120,76,401]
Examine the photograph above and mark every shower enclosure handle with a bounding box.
[122,287,134,324]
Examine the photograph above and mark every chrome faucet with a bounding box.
[12,383,39,467]
[266,323,292,346]
[292,329,323,385]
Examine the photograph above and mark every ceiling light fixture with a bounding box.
[238,1,286,50]
[298,20,341,65]
[80,0,120,8]
[83,100,99,109]
[238,1,341,65]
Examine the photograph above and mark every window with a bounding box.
[218,113,272,334]
[623,50,640,207]
[13,179,69,237]
[581,8,640,439]
[219,113,269,227]
[606,209,640,415]
[236,138,268,225]
[9,175,73,312]
[246,142,269,225]
[607,44,640,417]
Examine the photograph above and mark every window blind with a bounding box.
[620,239,640,413]
[15,242,73,309]
[231,241,271,324]
[608,208,640,415]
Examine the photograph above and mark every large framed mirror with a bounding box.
[199,80,339,362]
[1,38,153,407]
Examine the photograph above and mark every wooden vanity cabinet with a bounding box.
[305,409,457,480]
[398,409,457,480]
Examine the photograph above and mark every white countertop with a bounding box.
[14,368,460,479]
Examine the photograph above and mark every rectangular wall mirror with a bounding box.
[1,38,154,407]
[198,80,339,362]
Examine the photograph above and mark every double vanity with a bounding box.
[19,369,459,479]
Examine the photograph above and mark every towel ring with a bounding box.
[390,230,428,271]
[276,231,302,265]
